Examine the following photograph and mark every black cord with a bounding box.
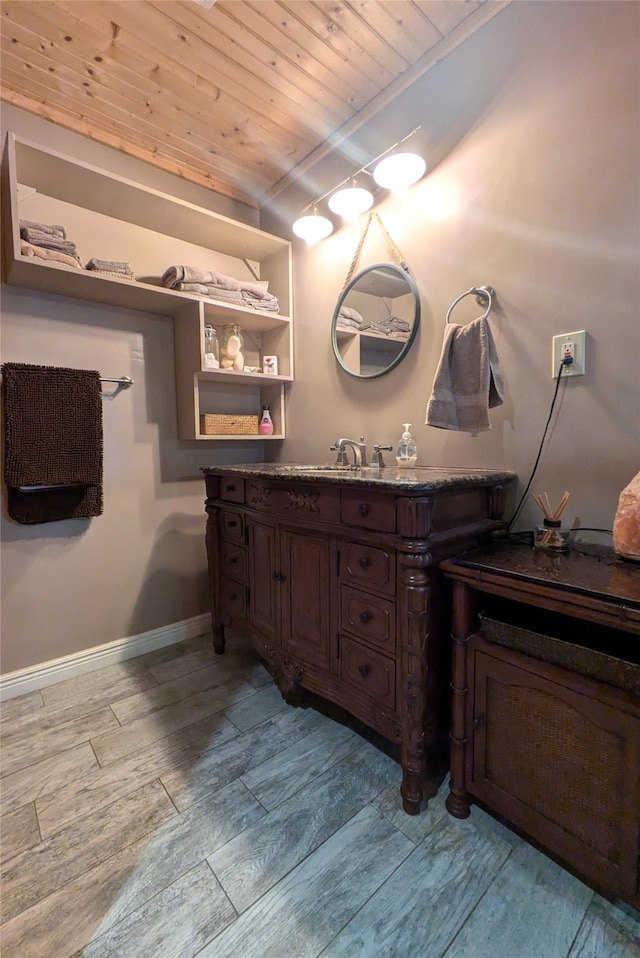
[506,361,567,532]
[573,527,613,535]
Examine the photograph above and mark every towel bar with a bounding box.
[446,286,495,324]
[100,376,134,388]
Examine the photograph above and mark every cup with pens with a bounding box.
[533,491,571,551]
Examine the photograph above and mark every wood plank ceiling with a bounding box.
[0,0,507,209]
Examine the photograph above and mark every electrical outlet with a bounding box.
[552,330,586,377]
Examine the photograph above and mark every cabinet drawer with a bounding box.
[220,510,245,543]
[341,585,395,651]
[219,576,246,619]
[220,477,245,503]
[246,480,340,522]
[341,636,395,708]
[220,541,247,582]
[342,541,395,594]
[341,489,396,533]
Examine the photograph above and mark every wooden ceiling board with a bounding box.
[0,18,274,199]
[0,0,509,209]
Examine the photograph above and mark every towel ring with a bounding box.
[446,286,495,324]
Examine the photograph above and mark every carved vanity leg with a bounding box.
[398,549,431,815]
[446,579,474,819]
[212,625,226,655]
[205,497,226,655]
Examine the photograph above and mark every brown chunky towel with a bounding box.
[2,363,103,523]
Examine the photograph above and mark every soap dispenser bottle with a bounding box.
[396,423,417,468]
[259,404,274,435]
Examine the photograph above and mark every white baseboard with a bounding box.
[0,613,211,702]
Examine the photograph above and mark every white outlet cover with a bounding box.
[552,330,586,377]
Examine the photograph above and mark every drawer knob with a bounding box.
[230,556,237,564]
[358,664,372,678]
[359,611,372,624]
[228,520,238,528]
[226,484,236,492]
[230,592,237,600]
[358,556,370,569]
[358,503,370,516]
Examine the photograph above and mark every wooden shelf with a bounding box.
[2,132,294,442]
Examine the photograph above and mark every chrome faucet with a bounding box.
[330,436,368,467]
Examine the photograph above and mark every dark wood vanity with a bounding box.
[202,463,515,813]
[441,542,640,908]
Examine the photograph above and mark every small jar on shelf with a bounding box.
[203,325,219,369]
[220,324,245,371]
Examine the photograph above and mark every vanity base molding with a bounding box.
[202,464,516,814]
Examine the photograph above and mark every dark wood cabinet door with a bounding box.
[469,640,640,901]
[248,517,279,645]
[280,525,333,670]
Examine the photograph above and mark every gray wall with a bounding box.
[2,0,639,674]
[268,0,639,532]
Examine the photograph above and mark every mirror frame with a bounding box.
[331,262,421,379]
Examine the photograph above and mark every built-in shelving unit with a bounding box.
[1,132,293,441]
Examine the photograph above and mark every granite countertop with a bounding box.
[200,462,517,492]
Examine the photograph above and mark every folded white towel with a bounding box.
[425,316,504,433]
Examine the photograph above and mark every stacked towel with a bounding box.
[2,363,104,524]
[425,316,504,433]
[20,240,82,270]
[162,265,280,312]
[337,306,364,329]
[19,220,83,267]
[86,258,135,280]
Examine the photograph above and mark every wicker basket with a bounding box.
[200,413,259,436]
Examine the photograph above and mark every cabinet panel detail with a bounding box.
[280,528,333,670]
[341,637,396,708]
[247,481,340,522]
[248,518,278,644]
[342,541,395,594]
[341,586,395,651]
[470,642,640,898]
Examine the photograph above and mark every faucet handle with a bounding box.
[372,444,393,468]
[329,442,349,466]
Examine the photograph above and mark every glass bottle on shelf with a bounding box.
[220,324,245,371]
[203,325,219,369]
[259,404,274,435]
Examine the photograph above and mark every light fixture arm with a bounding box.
[299,126,421,216]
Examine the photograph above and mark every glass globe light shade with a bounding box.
[373,152,426,191]
[292,211,334,244]
[327,183,374,221]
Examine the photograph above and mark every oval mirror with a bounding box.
[331,263,420,379]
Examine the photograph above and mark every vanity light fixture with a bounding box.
[372,151,427,192]
[291,126,425,241]
[328,177,374,221]
[292,207,334,244]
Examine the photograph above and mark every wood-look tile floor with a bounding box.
[1,631,639,958]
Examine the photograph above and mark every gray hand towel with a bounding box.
[425,316,504,432]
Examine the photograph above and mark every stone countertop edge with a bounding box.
[200,463,517,492]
